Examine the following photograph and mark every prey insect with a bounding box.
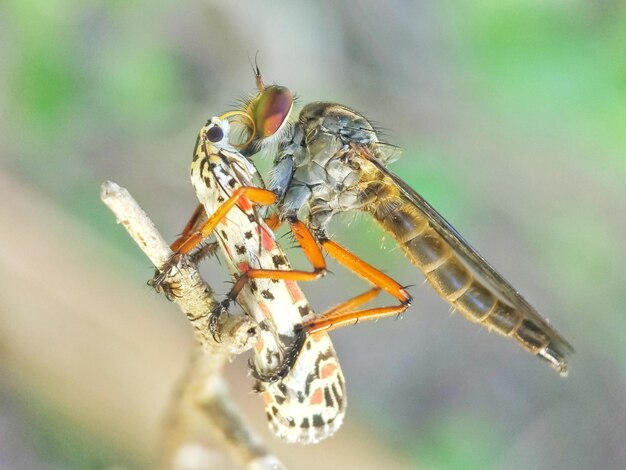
[154,113,346,443]
[235,75,573,376]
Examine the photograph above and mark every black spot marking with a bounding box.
[306,341,312,350]
[298,305,312,317]
[258,321,271,332]
[272,254,287,267]
[275,395,285,405]
[220,230,228,240]
[337,374,345,390]
[235,244,246,255]
[199,160,212,186]
[287,417,295,427]
[304,372,317,396]
[247,213,256,222]
[271,279,280,284]
[271,406,279,417]
[217,195,225,203]
[192,135,201,159]
[332,384,342,405]
[266,412,273,421]
[300,417,310,429]
[228,178,237,188]
[244,231,253,239]
[313,350,336,372]
[278,383,288,395]
[297,391,305,403]
[324,387,333,407]
[209,162,217,170]
[249,281,258,293]
[312,414,324,428]
[261,289,275,300]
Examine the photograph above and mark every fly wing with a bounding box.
[366,156,574,361]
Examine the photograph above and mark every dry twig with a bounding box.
[100,180,285,470]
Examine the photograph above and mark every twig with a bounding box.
[100,181,285,470]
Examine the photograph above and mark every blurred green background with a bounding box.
[2,1,626,469]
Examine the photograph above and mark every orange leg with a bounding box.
[172,206,282,252]
[301,236,413,335]
[238,218,413,334]
[322,238,411,302]
[222,218,327,301]
[171,187,277,255]
[264,212,282,231]
[320,287,382,317]
[305,305,410,334]
[170,203,207,252]
[168,201,412,337]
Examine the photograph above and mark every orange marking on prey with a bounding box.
[310,331,325,342]
[309,388,323,405]
[238,262,251,273]
[284,280,305,303]
[262,390,273,405]
[321,363,337,379]
[256,339,264,353]
[237,196,252,212]
[261,227,276,251]
[258,301,272,321]
[223,244,233,260]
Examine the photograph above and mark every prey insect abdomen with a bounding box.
[375,201,554,355]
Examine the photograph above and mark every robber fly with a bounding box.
[154,114,346,443]
[235,76,573,376]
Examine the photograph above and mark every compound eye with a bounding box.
[206,125,224,143]
[253,86,293,138]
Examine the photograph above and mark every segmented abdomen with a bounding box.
[374,201,569,374]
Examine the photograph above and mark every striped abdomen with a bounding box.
[373,199,570,374]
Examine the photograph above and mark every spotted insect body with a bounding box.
[190,116,346,443]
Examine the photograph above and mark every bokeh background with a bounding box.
[2,1,625,469]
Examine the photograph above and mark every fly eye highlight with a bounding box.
[252,85,293,138]
[206,125,224,143]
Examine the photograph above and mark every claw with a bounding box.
[148,253,187,301]
[208,299,230,342]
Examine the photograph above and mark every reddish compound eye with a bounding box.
[253,86,293,138]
